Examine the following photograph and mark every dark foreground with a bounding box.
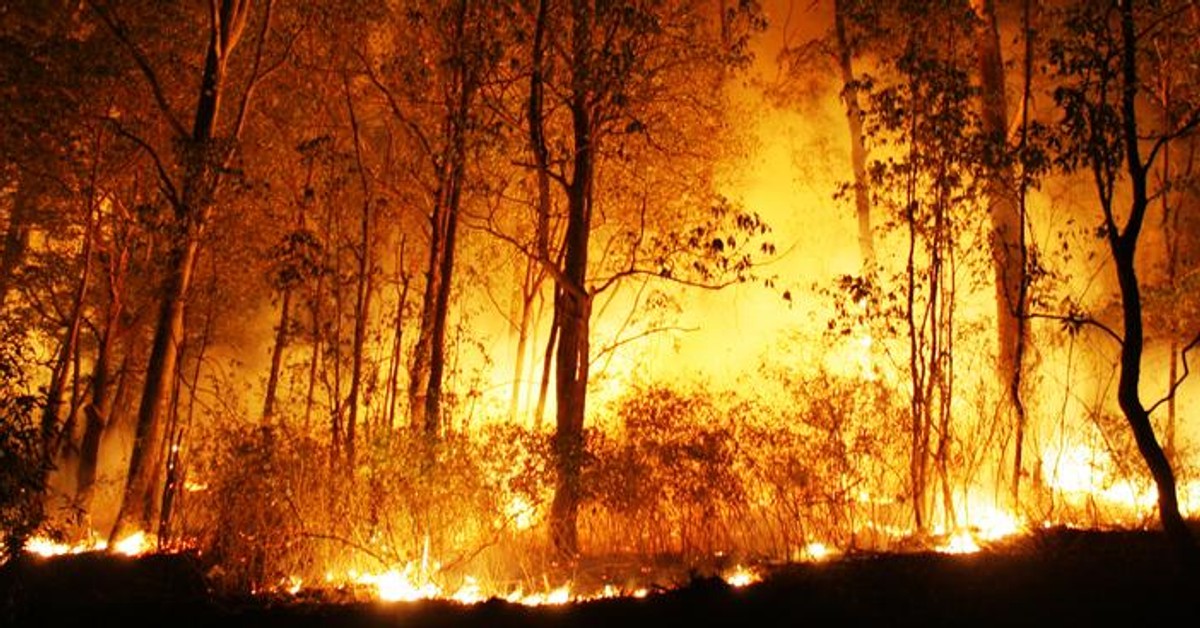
[4,527,1199,627]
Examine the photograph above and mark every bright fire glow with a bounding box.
[24,536,103,557]
[22,531,153,559]
[113,532,151,556]
[354,566,441,603]
[803,541,835,561]
[723,565,761,588]
[937,531,981,554]
[503,496,538,531]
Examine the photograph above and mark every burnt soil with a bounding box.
[3,526,1199,627]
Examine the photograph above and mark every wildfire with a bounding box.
[802,541,835,561]
[723,565,761,588]
[936,531,981,554]
[23,531,153,559]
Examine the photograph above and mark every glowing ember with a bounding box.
[723,565,761,588]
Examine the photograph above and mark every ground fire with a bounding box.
[1,0,1199,623]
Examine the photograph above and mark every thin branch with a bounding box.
[355,47,437,164]
[86,0,188,139]
[232,0,277,140]
[1025,310,1124,346]
[591,325,698,364]
[1148,330,1200,415]
[1144,105,1200,171]
[101,116,181,210]
[592,267,747,296]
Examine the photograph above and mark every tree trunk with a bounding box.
[1112,239,1197,568]
[972,0,1029,505]
[109,0,253,542]
[1108,0,1198,571]
[76,313,120,510]
[110,233,200,542]
[528,0,556,433]
[42,196,97,456]
[534,304,559,431]
[385,240,409,430]
[261,287,291,422]
[548,0,595,558]
[343,73,374,471]
[509,265,537,423]
[833,0,875,271]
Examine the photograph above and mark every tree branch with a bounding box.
[1025,310,1124,346]
[86,0,188,139]
[232,0,278,140]
[101,116,181,210]
[1147,330,1200,416]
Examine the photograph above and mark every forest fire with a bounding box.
[2,0,1200,624]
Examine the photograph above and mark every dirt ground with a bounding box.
[4,526,1198,627]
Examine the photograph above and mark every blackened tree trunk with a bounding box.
[1101,0,1198,570]
[77,229,131,509]
[42,188,98,456]
[547,0,595,559]
[527,0,556,433]
[343,73,374,471]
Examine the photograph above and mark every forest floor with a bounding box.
[3,524,1199,627]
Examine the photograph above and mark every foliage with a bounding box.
[585,385,742,558]
[0,324,49,562]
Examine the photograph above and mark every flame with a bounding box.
[937,531,981,554]
[723,565,761,588]
[113,531,151,556]
[356,567,441,603]
[22,530,153,559]
[503,496,538,532]
[802,541,835,561]
[24,536,100,557]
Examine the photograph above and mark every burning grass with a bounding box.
[5,524,1198,627]
[12,370,1199,613]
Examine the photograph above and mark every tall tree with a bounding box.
[971,0,1030,504]
[523,0,767,557]
[101,0,272,542]
[1050,0,1200,570]
[834,0,876,271]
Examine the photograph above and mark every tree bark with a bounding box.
[0,174,41,307]
[548,0,595,558]
[833,0,875,271]
[109,0,253,542]
[110,232,200,542]
[261,287,290,422]
[408,0,475,440]
[972,0,1029,504]
[343,73,374,471]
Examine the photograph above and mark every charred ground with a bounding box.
[4,525,1198,627]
